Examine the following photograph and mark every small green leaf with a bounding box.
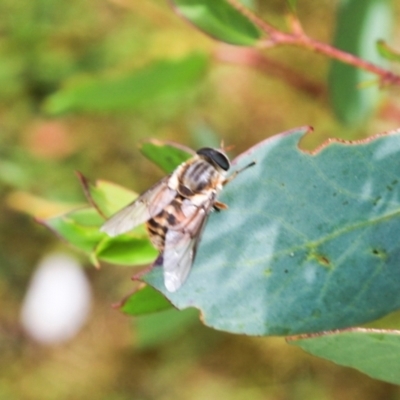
[44,54,208,114]
[377,39,400,62]
[78,172,137,218]
[171,0,262,45]
[121,285,172,315]
[41,203,155,265]
[139,140,194,174]
[95,235,157,266]
[288,328,400,385]
[328,0,392,125]
[66,207,104,226]
[42,208,104,253]
[135,308,199,349]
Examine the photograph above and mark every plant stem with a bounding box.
[227,0,400,86]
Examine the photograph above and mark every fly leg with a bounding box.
[213,201,228,212]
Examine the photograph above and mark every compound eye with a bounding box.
[196,148,230,171]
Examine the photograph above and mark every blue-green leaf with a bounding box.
[142,126,400,335]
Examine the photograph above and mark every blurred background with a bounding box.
[2,0,400,399]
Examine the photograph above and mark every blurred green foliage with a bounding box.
[44,54,209,114]
[377,39,400,62]
[328,0,392,126]
[1,0,400,399]
[170,0,262,45]
[289,329,400,385]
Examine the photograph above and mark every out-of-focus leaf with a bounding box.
[288,328,400,385]
[44,54,208,114]
[139,140,194,174]
[328,0,392,126]
[77,172,137,218]
[365,310,400,330]
[6,191,78,219]
[170,0,262,45]
[286,0,297,13]
[121,285,172,315]
[135,307,199,349]
[139,126,400,336]
[377,39,400,62]
[95,235,157,266]
[0,160,30,187]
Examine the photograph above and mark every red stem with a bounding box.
[227,0,400,86]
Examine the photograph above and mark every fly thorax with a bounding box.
[179,159,221,195]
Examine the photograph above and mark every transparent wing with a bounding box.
[161,198,214,292]
[100,176,176,237]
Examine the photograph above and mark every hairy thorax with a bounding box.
[179,158,222,195]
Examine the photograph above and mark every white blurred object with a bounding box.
[21,253,92,344]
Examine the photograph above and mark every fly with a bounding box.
[100,147,254,292]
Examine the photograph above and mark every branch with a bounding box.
[227,0,400,87]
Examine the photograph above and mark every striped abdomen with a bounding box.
[146,197,184,252]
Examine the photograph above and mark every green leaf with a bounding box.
[140,126,400,335]
[121,285,173,315]
[77,172,137,218]
[135,308,199,349]
[65,207,104,226]
[39,181,155,266]
[170,0,262,46]
[377,39,400,62]
[288,328,400,385]
[139,140,194,174]
[41,207,105,253]
[42,206,155,265]
[44,53,208,114]
[95,235,157,266]
[328,0,392,126]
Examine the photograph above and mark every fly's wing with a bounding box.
[100,176,176,237]
[161,198,214,292]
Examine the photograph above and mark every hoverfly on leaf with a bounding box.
[101,147,254,292]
